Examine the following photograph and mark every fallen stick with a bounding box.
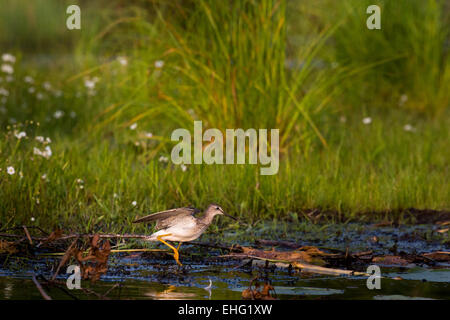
[223,254,369,277]
[103,283,120,298]
[0,233,149,242]
[48,278,112,300]
[39,248,169,256]
[52,237,79,281]
[22,225,33,245]
[32,275,52,300]
[293,261,369,277]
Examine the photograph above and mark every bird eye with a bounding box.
[216,207,219,210]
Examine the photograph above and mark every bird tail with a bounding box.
[144,230,166,241]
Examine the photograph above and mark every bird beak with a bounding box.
[223,213,237,220]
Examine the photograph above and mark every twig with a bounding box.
[38,248,168,257]
[32,275,52,300]
[22,225,33,245]
[352,250,373,257]
[103,283,120,298]
[48,279,107,300]
[221,254,370,277]
[52,237,79,281]
[0,233,149,242]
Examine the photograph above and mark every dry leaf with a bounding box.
[242,278,276,300]
[0,240,17,254]
[422,251,450,262]
[239,246,325,265]
[372,255,409,266]
[39,229,63,246]
[72,235,111,282]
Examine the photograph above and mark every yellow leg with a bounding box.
[177,242,182,251]
[157,234,182,266]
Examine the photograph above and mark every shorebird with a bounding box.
[133,204,235,266]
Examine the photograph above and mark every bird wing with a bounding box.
[133,207,199,230]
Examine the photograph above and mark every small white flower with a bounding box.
[43,82,52,91]
[33,146,52,159]
[53,110,64,119]
[76,178,84,184]
[2,54,16,63]
[362,117,372,125]
[403,124,416,132]
[44,146,52,158]
[36,198,40,204]
[84,77,99,90]
[117,56,128,66]
[154,60,164,69]
[84,80,95,89]
[36,92,44,100]
[145,132,153,138]
[129,122,137,130]
[24,76,34,84]
[14,131,26,139]
[35,136,44,143]
[399,94,408,106]
[159,156,168,163]
[113,193,119,199]
[131,201,137,207]
[181,164,187,172]
[0,87,9,96]
[31,217,35,222]
[41,174,47,180]
[339,116,347,123]
[1,64,14,74]
[28,87,35,94]
[7,166,15,175]
[19,171,23,179]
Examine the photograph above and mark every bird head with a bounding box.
[206,204,236,220]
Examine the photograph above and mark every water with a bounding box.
[1,261,449,300]
[0,222,449,300]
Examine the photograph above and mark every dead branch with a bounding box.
[0,232,149,242]
[32,275,52,300]
[222,253,369,277]
[52,236,79,281]
[22,225,33,245]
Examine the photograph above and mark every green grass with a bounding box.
[0,0,449,233]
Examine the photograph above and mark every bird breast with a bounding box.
[162,216,207,242]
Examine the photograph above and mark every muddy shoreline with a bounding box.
[1,217,449,300]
